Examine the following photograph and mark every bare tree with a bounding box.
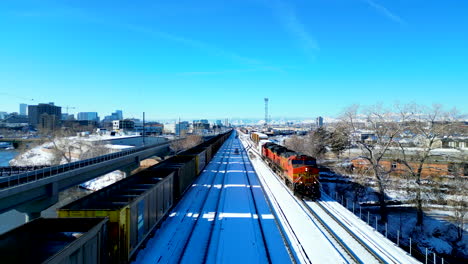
[170,135,203,153]
[48,130,111,165]
[284,135,307,153]
[451,180,467,241]
[305,127,329,159]
[328,123,351,158]
[182,135,203,149]
[79,141,111,160]
[395,104,459,227]
[341,104,403,222]
[285,129,329,159]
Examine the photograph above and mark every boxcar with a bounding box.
[251,132,268,146]
[58,171,174,263]
[0,218,108,264]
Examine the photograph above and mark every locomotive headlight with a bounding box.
[305,168,308,172]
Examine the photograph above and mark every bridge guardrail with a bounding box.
[0,139,176,190]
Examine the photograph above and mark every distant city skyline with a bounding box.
[0,1,467,119]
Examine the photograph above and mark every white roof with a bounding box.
[253,132,268,138]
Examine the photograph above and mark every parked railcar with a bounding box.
[262,142,321,199]
[145,155,197,199]
[0,218,108,264]
[178,147,207,174]
[58,171,174,263]
[250,132,268,146]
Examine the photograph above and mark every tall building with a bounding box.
[39,113,58,132]
[176,121,189,136]
[104,110,123,122]
[19,103,27,115]
[316,116,324,128]
[28,103,62,129]
[114,110,123,120]
[77,112,99,121]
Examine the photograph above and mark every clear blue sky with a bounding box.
[0,0,467,120]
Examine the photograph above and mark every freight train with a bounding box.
[247,131,320,199]
[1,131,232,264]
[262,142,321,199]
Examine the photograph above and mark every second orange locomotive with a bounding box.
[262,142,321,199]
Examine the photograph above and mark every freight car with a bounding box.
[55,130,232,263]
[250,132,268,146]
[262,142,321,199]
[58,170,174,263]
[0,218,108,264]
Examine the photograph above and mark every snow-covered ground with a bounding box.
[9,143,55,166]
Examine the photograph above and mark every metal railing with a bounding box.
[0,139,175,189]
[0,166,51,176]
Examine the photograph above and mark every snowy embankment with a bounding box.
[8,135,133,191]
[9,143,55,166]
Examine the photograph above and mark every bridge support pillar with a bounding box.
[25,211,41,222]
[17,182,59,222]
[121,163,140,177]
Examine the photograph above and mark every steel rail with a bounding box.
[241,137,303,264]
[301,199,385,264]
[315,200,400,263]
[239,139,274,264]
[177,135,234,263]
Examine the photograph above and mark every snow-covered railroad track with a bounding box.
[176,138,235,263]
[302,200,385,263]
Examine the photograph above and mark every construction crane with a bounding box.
[64,106,76,114]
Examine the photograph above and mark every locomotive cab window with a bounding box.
[292,160,304,165]
[305,160,315,165]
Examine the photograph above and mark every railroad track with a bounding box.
[177,136,235,263]
[301,199,386,264]
[239,142,282,264]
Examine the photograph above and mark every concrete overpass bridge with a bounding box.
[0,139,175,217]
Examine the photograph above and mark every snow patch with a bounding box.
[80,171,125,191]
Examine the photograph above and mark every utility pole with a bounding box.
[142,112,145,145]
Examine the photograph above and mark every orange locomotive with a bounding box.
[262,142,321,199]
